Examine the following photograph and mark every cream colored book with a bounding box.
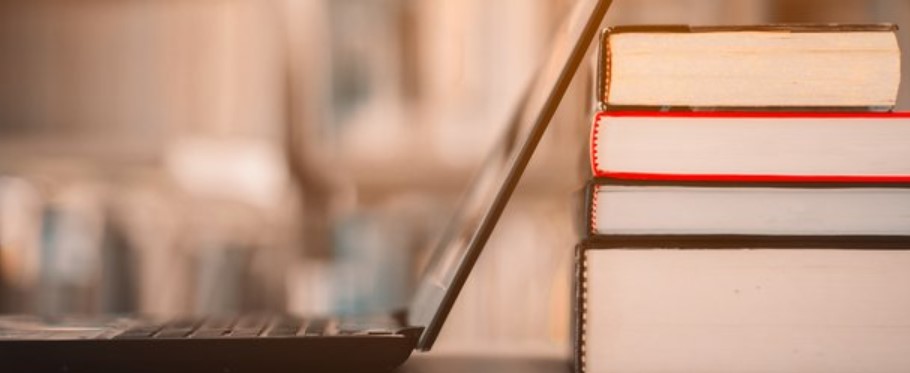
[598,25,901,109]
[585,181,910,236]
[576,244,910,373]
[590,111,910,181]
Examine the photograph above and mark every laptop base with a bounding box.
[0,331,420,373]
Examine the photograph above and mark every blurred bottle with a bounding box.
[0,177,44,313]
[37,193,103,316]
[98,212,138,314]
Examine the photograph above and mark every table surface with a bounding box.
[396,355,572,373]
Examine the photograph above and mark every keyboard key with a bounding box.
[113,325,163,339]
[199,317,236,330]
[303,318,328,336]
[190,329,229,338]
[153,319,202,339]
[264,317,303,337]
[155,328,192,339]
[190,316,236,338]
[224,315,268,338]
[225,329,262,338]
[336,316,397,335]
[234,315,268,329]
[164,319,198,330]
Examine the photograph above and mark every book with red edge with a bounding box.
[589,111,910,183]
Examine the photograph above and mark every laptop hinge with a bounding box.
[391,308,409,327]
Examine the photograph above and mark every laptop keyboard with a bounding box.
[0,314,399,340]
[111,315,396,340]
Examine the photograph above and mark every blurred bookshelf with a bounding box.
[0,0,907,355]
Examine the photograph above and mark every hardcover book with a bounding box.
[582,179,910,237]
[590,111,910,182]
[597,24,901,110]
[575,240,910,373]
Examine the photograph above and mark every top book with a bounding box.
[598,24,901,110]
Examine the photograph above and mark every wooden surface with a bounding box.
[396,356,571,373]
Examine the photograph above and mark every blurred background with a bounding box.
[0,0,908,355]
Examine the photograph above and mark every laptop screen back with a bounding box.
[408,0,612,351]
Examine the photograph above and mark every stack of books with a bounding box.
[575,25,910,373]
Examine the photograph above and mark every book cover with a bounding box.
[596,24,900,110]
[574,238,910,373]
[590,111,910,182]
[581,178,910,239]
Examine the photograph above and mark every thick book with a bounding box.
[597,24,901,110]
[590,111,910,182]
[574,239,910,373]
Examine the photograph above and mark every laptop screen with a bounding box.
[408,0,612,351]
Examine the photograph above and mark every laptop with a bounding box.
[0,0,611,371]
